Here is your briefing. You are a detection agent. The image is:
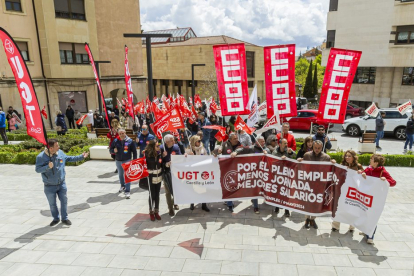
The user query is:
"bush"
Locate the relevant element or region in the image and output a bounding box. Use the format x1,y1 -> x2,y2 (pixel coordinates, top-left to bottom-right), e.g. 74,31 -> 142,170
0,152 -> 13,163
12,152 -> 38,165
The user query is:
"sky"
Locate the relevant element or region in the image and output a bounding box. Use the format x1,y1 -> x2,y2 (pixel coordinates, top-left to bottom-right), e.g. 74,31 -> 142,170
140,0 -> 329,54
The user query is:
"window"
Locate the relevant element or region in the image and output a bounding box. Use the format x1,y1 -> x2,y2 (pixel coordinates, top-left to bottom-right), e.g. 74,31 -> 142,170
5,0 -> 22,12
248,81 -> 254,88
395,25 -> 414,44
326,30 -> 336,48
353,67 -> 376,84
174,80 -> 183,86
59,42 -> 89,64
246,51 -> 255,78
402,67 -> 414,85
384,111 -> 407,119
58,91 -> 88,113
54,0 -> 86,20
329,0 -> 338,11
16,42 -> 29,61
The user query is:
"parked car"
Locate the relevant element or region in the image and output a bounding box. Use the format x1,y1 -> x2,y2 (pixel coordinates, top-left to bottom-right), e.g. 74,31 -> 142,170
286,109 -> 331,133
342,108 -> 411,139
296,97 -> 308,110
346,103 -> 364,119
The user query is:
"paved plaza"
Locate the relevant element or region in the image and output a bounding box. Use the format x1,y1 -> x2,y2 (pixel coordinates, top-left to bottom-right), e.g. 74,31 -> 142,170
0,159 -> 413,276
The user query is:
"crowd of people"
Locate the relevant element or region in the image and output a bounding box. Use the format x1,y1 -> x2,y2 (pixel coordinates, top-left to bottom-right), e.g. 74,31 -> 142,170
0,106 -> 22,144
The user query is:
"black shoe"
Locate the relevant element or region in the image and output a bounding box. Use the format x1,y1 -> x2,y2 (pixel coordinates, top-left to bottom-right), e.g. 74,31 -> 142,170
114,169 -> 118,173
376,146 -> 381,149
284,210 -> 290,217
228,206 -> 234,213
275,207 -> 280,214
61,219 -> 72,226
304,218 -> 310,229
50,220 -> 59,226
190,204 -> 195,210
311,219 -> 318,229
202,203 -> 210,212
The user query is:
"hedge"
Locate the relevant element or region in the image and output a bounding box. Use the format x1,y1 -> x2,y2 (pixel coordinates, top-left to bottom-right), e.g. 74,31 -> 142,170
6,127 -> 88,141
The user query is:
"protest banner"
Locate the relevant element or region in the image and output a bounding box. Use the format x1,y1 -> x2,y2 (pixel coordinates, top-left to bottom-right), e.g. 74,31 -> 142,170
396,100 -> 412,115
365,102 -> 379,117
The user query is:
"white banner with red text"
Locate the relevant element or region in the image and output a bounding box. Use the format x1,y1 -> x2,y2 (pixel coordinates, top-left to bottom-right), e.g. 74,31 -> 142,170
171,155 -> 388,236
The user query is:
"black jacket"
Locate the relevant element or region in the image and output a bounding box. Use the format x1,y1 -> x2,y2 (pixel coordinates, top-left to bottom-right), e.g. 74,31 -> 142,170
66,108 -> 74,119
110,136 -> 137,161
406,118 -> 414,135
297,143 -> 312,159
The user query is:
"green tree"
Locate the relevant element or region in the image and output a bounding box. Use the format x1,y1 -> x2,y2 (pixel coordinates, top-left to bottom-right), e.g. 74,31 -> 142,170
303,60 -> 313,98
312,62 -> 318,96
295,58 -> 310,89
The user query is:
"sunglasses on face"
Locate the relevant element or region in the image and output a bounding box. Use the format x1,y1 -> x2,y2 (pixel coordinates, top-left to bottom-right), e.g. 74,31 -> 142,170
318,129 -> 324,131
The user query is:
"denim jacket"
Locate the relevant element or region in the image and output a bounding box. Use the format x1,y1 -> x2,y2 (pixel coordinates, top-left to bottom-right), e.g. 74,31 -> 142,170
35,149 -> 84,185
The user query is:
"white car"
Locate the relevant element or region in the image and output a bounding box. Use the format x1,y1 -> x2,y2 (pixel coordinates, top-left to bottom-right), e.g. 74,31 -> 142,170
342,108 -> 412,140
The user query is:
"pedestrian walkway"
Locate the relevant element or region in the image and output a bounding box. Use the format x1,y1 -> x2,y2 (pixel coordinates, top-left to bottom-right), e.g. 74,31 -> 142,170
0,161 -> 413,275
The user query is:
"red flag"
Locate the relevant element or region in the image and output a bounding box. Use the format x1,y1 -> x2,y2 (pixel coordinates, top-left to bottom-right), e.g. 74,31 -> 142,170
134,102 -> 144,114
122,98 -> 127,106
121,157 -> 149,183
0,27 -> 47,145
163,100 -> 170,111
188,96 -> 193,106
188,106 -> 198,124
150,107 -> 185,139
170,129 -> 180,141
153,96 -> 160,105
85,43 -> 111,128
214,127 -> 228,142
161,94 -> 167,103
202,125 -> 225,131
145,97 -> 151,113
76,114 -> 88,125
264,44 -> 297,118
152,102 -> 164,120
41,106 -> 48,119
213,43 -> 250,116
124,46 -> 134,117
194,94 -> 202,109
317,48 -> 362,124
210,98 -> 218,115
234,115 -> 255,135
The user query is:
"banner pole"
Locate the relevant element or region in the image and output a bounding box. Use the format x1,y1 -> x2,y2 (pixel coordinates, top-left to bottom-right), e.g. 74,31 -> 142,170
147,177 -> 153,212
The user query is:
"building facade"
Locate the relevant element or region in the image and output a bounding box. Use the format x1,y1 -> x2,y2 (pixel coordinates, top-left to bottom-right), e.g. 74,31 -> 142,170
0,0 -> 145,129
142,29 -> 266,103
322,0 -> 414,108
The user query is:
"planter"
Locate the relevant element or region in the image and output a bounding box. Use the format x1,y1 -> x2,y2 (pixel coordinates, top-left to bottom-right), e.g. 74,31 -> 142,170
87,132 -> 96,139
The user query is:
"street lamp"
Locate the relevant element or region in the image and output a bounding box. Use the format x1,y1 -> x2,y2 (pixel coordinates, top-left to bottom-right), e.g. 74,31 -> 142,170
94,60 -> 111,114
298,84 -> 303,97
191,64 -> 205,99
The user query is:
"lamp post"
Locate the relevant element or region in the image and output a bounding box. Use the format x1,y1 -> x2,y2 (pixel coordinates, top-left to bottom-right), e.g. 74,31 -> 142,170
298,84 -> 303,97
124,33 -> 172,101
191,64 -> 205,99
94,60 -> 111,114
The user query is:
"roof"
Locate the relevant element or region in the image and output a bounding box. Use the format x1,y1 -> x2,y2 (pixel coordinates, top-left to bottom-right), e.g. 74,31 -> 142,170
142,27 -> 195,43
147,35 -> 258,48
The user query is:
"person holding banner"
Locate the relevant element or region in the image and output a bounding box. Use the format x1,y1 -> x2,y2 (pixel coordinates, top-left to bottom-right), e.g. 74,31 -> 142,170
332,150 -> 363,233
404,113 -> 414,153
110,128 -> 137,199
144,140 -> 163,221
361,154 -> 396,244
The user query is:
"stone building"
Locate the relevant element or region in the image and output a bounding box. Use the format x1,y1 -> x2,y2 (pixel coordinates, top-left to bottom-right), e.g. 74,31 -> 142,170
323,0 -> 414,108
0,0 -> 145,128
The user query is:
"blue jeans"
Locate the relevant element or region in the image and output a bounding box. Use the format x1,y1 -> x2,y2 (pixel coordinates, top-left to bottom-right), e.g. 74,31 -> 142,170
375,131 -> 384,147
366,226 -> 377,240
404,134 -> 414,150
251,199 -> 259,208
202,139 -> 210,154
44,183 -> 68,221
226,201 -> 234,207
116,160 -> 131,192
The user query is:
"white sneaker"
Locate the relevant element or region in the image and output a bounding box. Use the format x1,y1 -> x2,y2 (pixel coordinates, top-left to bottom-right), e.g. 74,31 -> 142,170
367,238 -> 374,244
125,192 -> 131,199
119,187 -> 125,193
403,149 -> 407,153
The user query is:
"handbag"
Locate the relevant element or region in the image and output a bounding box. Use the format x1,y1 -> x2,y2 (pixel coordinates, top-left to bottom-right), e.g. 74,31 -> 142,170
139,177 -> 149,190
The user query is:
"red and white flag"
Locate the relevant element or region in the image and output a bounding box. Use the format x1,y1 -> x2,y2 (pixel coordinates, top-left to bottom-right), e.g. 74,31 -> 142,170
153,96 -> 160,105
121,157 -> 149,183
215,128 -> 229,142
124,46 -> 134,117
213,43 -> 250,116
246,85 -> 258,127
134,101 -> 144,114
365,102 -> 379,118
194,94 -> 202,109
264,44 -> 297,118
209,98 -> 219,115
255,109 -> 281,135
234,115 -> 255,135
188,106 -> 198,124
0,27 -> 47,145
397,100 -> 412,115
317,48 -> 362,124
76,114 -> 88,125
258,101 -> 267,113
150,107 -> 185,139
188,96 -> 193,106
41,106 -> 48,119
152,102 -> 165,120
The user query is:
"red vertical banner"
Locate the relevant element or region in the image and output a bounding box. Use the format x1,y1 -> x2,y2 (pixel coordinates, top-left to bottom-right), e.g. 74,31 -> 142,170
124,46 -> 134,117
0,27 -> 47,145
85,43 -> 111,127
213,43 -> 250,116
264,44 -> 297,118
317,48 -> 362,124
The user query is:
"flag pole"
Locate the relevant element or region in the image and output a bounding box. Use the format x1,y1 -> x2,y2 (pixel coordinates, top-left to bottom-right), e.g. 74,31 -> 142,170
322,124 -> 331,152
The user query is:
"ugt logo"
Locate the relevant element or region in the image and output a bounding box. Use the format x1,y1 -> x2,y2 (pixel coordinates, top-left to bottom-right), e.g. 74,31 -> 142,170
177,171 -> 214,180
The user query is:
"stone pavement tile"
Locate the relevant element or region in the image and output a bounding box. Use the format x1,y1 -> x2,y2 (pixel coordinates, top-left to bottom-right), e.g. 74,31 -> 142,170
374,269 -> 412,276
36,251 -> 81,265
297,265 -> 336,276
334,267 -> 376,276
362,250 -> 399,257
64,236 -> 97,242
168,223 -> 200,233
108,255 -> 149,270
78,219 -> 115,229
225,244 -> 258,250
210,234 -> 243,245
277,252 -> 314,265
135,245 -> 173,257
72,253 -> 115,267
40,264 -> 87,276
80,267 -> 123,276
371,241 -> 412,252
258,245 -> 292,252
381,232 -> 414,242
33,240 -> 75,252
274,236 -> 308,247
169,246 -> 206,259
149,231 -> 181,242
326,248 -> 363,255
182,259 -> 221,274
398,251 -> 414,257
51,226 -> 91,237
2,263 -> 49,276
204,248 -> 242,261
347,255 -> 390,269
227,224 -> 259,236
145,257 -> 185,272
0,224 -> 34,234
101,243 -> 140,256
221,261 -> 259,275
312,253 -> 352,266
242,235 -> 276,246
122,269 -> 161,276
1,249 -> 46,263
67,241 -> 108,254
292,247 -> 328,253
241,249 -> 277,263
177,232 -> 212,243
385,256 -> 414,269
0,261 -> 14,273
259,263 -> 298,276
404,241 -> 414,251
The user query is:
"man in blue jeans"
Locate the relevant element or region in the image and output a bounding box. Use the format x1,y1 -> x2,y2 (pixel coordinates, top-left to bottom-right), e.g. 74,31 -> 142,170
375,111 -> 386,149
111,128 -> 137,199
35,138 -> 88,226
